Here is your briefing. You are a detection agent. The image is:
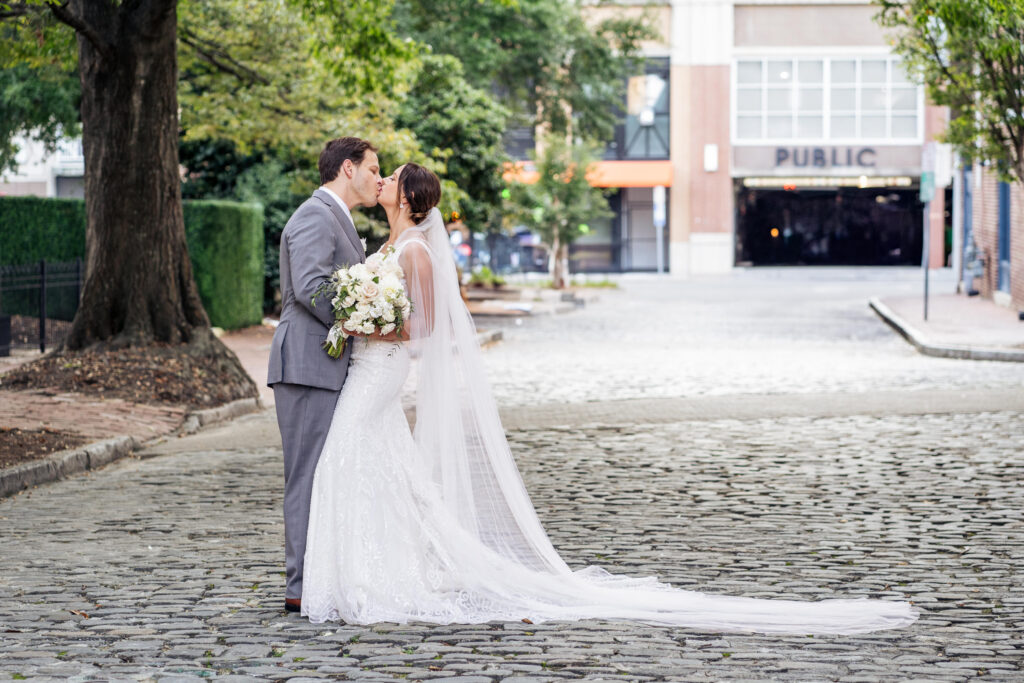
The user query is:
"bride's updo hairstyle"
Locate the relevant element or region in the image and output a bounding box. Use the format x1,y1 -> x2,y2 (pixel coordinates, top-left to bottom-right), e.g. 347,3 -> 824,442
399,163 -> 441,223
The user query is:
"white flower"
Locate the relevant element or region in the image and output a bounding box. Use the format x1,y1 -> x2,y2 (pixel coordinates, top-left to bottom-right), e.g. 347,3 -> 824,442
360,322 -> 375,334
379,274 -> 402,297
382,309 -> 396,323
381,260 -> 403,278
349,263 -> 370,281
341,295 -> 355,308
380,323 -> 396,335
365,252 -> 384,273
402,303 -> 411,318
355,302 -> 371,315
360,237 -> 368,252
358,281 -> 380,300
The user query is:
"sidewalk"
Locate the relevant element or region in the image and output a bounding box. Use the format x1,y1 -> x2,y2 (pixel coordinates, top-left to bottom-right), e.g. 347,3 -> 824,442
871,292 -> 1024,361
0,319 -> 504,498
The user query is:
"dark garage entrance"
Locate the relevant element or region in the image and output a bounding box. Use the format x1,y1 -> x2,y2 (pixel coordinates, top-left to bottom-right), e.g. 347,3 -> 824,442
735,185 -> 922,266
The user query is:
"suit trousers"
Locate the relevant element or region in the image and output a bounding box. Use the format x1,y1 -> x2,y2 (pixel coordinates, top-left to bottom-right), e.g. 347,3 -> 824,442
273,382 -> 341,600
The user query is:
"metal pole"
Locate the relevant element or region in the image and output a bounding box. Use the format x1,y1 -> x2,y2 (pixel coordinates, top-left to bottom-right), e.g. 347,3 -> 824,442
922,202 -> 930,321
39,259 -> 47,353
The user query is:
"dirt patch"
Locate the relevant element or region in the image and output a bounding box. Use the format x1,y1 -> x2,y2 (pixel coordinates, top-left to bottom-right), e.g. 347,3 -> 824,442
0,344 -> 257,408
0,427 -> 85,468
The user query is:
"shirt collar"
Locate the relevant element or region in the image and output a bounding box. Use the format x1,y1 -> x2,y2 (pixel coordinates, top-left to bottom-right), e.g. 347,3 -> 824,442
318,186 -> 353,225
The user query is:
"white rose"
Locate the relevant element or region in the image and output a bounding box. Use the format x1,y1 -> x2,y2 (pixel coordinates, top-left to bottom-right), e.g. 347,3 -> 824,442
349,263 -> 370,281
379,323 -> 396,335
355,302 -> 371,314
382,260 -> 403,278
358,281 -> 380,300
365,253 -> 384,273
379,274 -> 402,295
341,295 -> 355,308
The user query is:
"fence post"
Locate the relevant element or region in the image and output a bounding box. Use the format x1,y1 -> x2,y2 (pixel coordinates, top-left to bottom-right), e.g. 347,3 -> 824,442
39,259 -> 46,353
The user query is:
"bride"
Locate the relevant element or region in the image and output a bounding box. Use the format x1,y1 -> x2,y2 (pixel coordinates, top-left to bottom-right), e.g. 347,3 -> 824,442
301,163 -> 918,634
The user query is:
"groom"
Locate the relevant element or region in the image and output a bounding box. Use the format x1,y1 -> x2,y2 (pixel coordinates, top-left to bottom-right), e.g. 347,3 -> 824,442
267,137 -> 381,613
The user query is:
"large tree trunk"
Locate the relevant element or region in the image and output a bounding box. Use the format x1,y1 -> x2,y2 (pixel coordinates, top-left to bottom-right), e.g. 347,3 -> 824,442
52,0 -> 256,402
66,0 -> 209,349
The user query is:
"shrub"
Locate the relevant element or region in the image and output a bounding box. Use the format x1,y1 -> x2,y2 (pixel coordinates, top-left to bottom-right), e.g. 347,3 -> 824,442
0,196 -> 263,329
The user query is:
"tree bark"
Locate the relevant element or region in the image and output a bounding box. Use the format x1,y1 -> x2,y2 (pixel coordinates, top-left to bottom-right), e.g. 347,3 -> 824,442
65,0 -> 209,350
550,232 -> 565,289
51,0 -> 256,402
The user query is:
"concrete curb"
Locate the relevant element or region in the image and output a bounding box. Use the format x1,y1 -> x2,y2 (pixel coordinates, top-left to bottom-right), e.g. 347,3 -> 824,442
869,297 -> 1024,363
179,396 -> 263,435
0,435 -> 138,499
1,396 -> 265,499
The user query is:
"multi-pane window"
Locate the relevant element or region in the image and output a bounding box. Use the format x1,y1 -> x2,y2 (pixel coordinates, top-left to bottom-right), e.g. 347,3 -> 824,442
606,58 -> 670,160
735,57 -> 921,142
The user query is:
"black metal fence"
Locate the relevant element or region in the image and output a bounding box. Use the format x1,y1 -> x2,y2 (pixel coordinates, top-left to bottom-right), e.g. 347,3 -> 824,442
0,259 -> 83,354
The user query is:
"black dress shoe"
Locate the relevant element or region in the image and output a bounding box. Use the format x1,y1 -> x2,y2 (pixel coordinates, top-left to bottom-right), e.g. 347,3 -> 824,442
284,598 -> 301,613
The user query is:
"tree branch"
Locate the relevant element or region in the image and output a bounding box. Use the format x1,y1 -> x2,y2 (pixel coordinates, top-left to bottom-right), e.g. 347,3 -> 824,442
179,26 -> 272,86
47,1 -> 114,61
178,26 -> 314,125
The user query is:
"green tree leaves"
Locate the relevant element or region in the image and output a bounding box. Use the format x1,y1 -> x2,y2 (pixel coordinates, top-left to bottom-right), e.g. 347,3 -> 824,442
875,0 -> 1024,181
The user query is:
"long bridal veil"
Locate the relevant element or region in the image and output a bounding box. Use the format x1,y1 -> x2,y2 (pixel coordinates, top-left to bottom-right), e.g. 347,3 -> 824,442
392,209 -> 917,634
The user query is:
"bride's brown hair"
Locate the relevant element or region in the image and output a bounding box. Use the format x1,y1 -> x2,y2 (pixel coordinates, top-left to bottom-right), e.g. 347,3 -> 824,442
399,163 -> 441,223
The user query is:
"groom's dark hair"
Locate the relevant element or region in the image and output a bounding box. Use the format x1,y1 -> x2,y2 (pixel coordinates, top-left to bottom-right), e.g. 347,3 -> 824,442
319,137 -> 377,185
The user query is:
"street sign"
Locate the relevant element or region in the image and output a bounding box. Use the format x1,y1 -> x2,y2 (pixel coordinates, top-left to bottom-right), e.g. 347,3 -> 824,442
652,185 -> 667,274
652,185 -> 666,228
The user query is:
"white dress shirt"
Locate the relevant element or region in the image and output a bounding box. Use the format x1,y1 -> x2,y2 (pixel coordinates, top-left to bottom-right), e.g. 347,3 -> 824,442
318,186 -> 354,228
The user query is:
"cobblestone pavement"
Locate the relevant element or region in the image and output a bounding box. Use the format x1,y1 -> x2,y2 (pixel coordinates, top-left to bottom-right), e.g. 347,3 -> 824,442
2,269 -> 1023,681
484,268 -> 1024,406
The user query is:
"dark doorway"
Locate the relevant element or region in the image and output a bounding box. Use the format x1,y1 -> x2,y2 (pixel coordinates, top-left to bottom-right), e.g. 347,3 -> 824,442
735,185 -> 922,266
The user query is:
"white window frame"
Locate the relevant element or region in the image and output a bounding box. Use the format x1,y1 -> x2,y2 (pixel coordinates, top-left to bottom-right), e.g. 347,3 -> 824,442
730,49 -> 925,147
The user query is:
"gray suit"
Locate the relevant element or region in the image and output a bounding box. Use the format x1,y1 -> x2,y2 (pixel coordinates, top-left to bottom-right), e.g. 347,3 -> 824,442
268,189 -> 365,600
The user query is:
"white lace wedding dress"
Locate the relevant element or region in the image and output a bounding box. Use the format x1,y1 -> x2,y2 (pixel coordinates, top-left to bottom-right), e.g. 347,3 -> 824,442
301,210 -> 918,634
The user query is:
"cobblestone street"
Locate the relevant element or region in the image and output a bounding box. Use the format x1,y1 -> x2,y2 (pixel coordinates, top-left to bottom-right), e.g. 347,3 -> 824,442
2,269 -> 1023,681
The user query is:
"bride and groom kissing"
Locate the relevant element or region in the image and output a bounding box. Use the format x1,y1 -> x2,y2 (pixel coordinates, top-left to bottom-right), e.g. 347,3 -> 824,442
266,136 -> 918,633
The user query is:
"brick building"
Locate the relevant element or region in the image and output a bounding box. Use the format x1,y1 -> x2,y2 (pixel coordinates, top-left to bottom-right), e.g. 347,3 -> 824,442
504,0 -> 952,275
962,165 -> 1024,311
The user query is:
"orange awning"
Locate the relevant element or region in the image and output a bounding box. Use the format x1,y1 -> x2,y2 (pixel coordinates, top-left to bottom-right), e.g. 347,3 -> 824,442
587,160 -> 673,188
503,160 -> 672,188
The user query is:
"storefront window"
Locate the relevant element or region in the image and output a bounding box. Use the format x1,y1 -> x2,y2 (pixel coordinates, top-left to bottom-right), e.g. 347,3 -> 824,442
606,58 -> 670,160
735,56 -> 921,142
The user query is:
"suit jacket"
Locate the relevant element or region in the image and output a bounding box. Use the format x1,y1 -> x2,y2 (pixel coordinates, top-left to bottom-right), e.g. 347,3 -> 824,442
267,189 -> 366,390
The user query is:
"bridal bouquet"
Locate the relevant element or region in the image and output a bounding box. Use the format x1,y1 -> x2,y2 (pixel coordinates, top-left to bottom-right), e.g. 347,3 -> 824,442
314,247 -> 411,358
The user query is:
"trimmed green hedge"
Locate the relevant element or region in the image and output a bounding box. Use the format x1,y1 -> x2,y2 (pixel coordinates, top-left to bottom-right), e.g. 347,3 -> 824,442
0,196 -> 86,265
183,200 -> 264,330
0,196 -> 264,330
